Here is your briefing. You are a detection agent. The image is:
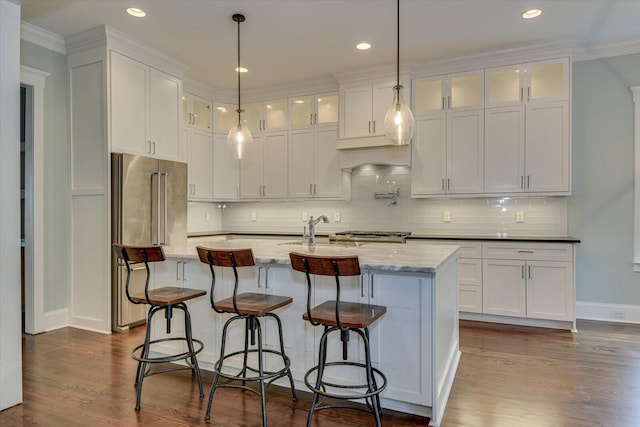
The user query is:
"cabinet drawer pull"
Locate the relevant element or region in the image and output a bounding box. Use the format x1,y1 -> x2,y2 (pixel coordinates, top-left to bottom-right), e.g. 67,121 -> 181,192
442,179 -> 445,191
447,96 -> 451,110
442,97 -> 445,110
520,87 -> 524,102
314,113 -> 318,125
176,261 -> 182,280
368,121 -> 371,134
310,114 -> 313,125
528,265 -> 531,279
520,175 -> 524,189
517,250 -> 534,253
310,184 -> 313,195
521,265 -> 524,279
527,87 -> 531,102
182,261 -> 187,281
265,267 -> 269,288
447,178 -> 450,191
257,266 -> 262,288
313,184 -> 317,195
527,175 -> 530,189
373,121 -> 376,133
360,274 -> 365,298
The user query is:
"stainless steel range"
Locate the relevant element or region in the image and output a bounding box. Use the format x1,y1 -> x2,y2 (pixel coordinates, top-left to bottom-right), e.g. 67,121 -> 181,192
329,231 -> 411,244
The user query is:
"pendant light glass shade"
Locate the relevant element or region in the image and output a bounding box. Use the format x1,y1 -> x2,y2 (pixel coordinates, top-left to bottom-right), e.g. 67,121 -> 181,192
385,0 -> 415,145
228,13 -> 252,160
384,84 -> 414,145
227,118 -> 252,160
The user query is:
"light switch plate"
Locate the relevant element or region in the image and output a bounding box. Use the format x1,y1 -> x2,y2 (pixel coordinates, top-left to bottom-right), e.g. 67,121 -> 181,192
334,212 -> 341,222
443,211 -> 451,222
205,212 -> 211,222
302,212 -> 308,221
251,212 -> 257,221
516,211 -> 525,222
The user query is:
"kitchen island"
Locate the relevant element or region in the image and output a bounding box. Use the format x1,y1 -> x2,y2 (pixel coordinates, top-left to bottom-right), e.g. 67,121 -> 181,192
156,237 -> 460,426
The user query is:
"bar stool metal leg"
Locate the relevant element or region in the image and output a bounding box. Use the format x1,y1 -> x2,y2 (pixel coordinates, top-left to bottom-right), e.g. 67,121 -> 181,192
180,303 -> 204,398
267,312 -> 298,402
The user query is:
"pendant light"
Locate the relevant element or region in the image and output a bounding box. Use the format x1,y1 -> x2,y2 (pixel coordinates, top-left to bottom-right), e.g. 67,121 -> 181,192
228,13 -> 252,159
383,0 -> 414,145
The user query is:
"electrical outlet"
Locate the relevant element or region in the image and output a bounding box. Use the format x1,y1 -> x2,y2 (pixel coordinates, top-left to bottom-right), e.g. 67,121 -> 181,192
205,212 -> 211,222
516,211 -> 525,223
302,212 -> 308,221
611,309 -> 626,319
334,212 -> 341,222
443,211 -> 451,222
251,212 -> 257,222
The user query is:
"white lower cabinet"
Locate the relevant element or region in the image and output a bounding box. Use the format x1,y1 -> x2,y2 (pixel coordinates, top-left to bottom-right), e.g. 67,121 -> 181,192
482,242 -> 574,323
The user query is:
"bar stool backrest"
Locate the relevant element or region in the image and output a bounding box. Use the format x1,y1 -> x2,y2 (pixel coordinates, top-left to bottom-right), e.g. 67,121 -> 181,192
112,244 -> 165,306
196,246 -> 255,314
289,252 -> 360,328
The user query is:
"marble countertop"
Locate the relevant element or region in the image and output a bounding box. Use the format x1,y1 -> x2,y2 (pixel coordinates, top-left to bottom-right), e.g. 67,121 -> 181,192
167,237 -> 459,274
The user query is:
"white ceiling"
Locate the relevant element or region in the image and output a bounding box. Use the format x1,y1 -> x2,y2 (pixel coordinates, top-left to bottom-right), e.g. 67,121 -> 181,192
20,0 -> 640,90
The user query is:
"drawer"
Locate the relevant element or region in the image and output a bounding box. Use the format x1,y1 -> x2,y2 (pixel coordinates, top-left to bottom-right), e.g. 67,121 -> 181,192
459,284 -> 482,313
482,242 -> 573,262
459,257 -> 482,286
428,240 -> 482,259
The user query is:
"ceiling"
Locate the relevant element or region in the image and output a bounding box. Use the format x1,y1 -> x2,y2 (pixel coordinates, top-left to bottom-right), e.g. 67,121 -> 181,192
20,0 -> 640,91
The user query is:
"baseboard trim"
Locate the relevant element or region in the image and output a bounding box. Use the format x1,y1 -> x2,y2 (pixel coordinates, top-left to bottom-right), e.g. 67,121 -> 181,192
576,301 -> 640,324
42,308 -> 69,332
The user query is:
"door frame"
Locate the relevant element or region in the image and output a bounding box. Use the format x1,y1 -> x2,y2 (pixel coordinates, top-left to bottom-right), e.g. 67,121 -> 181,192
21,65 -> 48,334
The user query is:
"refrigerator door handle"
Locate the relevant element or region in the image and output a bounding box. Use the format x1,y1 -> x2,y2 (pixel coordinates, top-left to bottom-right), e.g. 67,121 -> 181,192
160,172 -> 168,245
151,171 -> 159,245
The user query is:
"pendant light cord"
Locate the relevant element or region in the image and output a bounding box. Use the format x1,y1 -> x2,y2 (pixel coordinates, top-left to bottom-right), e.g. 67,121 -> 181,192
237,17 -> 242,122
396,0 -> 400,88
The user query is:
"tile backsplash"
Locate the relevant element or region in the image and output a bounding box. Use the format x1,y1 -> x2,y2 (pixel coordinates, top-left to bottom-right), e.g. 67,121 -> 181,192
189,165 -> 567,237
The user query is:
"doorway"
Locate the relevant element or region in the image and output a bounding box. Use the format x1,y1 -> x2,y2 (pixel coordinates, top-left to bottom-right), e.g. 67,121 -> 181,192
21,65 -> 47,334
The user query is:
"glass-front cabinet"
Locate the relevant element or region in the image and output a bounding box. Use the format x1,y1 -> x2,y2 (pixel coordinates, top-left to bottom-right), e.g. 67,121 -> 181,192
485,58 -> 569,107
289,93 -> 338,128
213,103 -> 236,133
243,100 -> 287,132
182,93 -> 212,131
413,70 -> 484,115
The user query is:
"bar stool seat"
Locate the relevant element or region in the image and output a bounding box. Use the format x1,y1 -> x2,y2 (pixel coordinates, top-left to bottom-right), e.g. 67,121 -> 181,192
290,252 -> 388,427
112,244 -> 205,411
214,292 -> 293,315
196,246 -> 297,426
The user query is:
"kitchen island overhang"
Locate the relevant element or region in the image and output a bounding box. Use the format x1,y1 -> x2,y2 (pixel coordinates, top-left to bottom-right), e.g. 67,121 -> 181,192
160,238 -> 460,427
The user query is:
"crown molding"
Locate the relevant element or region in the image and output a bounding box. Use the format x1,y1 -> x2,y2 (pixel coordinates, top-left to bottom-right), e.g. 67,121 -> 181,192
66,25 -> 189,78
573,38 -> 640,62
244,75 -> 338,103
333,61 -> 414,85
412,38 -> 576,79
20,21 -> 66,54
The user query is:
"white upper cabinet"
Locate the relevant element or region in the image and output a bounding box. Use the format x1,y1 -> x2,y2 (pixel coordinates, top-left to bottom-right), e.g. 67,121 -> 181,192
484,58 -> 570,194
110,51 -> 183,161
412,70 -> 485,196
340,78 -> 401,138
212,133 -> 239,200
243,99 -> 287,132
183,93 -> 212,132
289,125 -> 345,199
289,93 -> 338,129
239,131 -> 288,199
485,58 -> 569,107
413,69 -> 484,115
186,127 -> 214,201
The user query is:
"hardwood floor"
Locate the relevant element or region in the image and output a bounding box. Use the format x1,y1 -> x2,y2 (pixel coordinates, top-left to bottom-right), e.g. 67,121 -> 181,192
1,320 -> 639,426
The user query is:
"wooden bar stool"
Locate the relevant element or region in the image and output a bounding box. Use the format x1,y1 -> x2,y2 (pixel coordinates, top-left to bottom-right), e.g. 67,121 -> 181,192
196,246 -> 297,426
112,244 -> 206,410
289,252 -> 388,427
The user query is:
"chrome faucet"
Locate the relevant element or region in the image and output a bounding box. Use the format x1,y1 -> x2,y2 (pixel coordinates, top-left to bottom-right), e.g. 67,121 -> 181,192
308,215 -> 329,245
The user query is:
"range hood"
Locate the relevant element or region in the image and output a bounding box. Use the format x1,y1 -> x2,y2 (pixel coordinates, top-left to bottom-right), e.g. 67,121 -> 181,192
336,135 -> 411,169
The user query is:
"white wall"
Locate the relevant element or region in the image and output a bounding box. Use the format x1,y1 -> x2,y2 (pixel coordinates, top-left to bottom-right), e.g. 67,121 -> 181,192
188,165 -> 568,237
0,0 -> 23,411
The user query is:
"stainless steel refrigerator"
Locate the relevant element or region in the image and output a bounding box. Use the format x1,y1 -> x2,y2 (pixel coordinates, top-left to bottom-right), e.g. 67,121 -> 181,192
111,153 -> 188,332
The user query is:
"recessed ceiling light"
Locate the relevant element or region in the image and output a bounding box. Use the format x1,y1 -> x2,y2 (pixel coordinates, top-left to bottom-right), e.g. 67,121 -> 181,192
521,9 -> 542,19
356,42 -> 372,50
293,100 -> 305,104
235,67 -> 248,73
216,106 -> 227,112
126,7 -> 146,18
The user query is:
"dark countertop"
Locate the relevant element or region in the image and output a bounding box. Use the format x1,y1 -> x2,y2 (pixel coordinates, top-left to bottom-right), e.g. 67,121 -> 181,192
188,231 -> 580,244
